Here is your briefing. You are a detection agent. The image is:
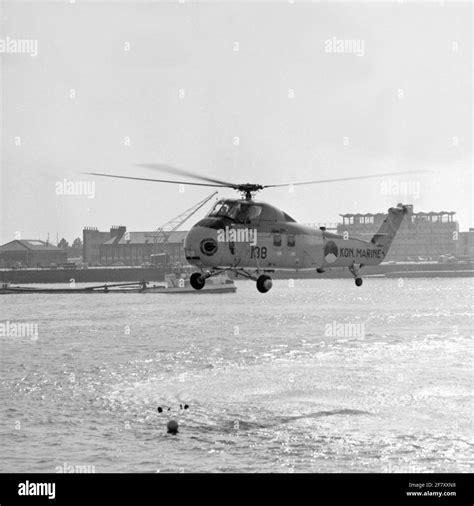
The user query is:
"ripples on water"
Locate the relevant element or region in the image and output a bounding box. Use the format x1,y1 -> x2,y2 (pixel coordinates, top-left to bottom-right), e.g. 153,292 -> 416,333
0,278 -> 472,472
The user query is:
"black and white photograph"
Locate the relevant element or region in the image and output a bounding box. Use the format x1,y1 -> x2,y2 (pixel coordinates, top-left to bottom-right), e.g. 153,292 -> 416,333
0,0 -> 472,504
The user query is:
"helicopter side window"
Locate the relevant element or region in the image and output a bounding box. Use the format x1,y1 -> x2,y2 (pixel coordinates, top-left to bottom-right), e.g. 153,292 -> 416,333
227,203 -> 241,220
239,205 -> 262,224
273,233 -> 282,247
287,234 -> 295,247
247,205 -> 262,221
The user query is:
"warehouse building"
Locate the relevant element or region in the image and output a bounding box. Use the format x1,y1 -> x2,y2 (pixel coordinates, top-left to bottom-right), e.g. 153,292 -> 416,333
83,226 -> 188,266
0,240 -> 67,268
99,230 -> 187,266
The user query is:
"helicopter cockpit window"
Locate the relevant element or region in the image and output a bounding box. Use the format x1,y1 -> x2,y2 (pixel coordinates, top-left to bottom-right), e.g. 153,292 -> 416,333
208,202 -> 262,223
208,202 -> 224,216
208,202 -> 241,220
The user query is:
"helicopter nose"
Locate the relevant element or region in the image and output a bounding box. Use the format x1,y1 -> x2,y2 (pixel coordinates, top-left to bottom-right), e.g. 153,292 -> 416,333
184,226 -> 218,264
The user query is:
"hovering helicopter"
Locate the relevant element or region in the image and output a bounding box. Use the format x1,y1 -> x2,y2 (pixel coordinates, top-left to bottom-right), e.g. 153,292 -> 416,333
87,164 -> 422,293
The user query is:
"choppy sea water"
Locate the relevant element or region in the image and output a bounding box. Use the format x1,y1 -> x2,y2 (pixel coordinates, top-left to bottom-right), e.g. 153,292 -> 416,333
0,278 -> 472,473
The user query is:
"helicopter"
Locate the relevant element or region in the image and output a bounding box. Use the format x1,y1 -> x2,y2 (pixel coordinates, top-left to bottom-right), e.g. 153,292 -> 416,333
86,164 -> 423,293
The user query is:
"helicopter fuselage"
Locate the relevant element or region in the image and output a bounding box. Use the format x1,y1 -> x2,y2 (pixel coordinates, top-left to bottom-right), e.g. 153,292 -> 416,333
184,199 -> 399,272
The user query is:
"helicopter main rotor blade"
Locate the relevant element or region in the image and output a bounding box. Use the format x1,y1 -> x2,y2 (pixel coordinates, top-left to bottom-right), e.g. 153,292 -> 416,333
263,169 -> 433,188
84,172 -> 228,188
86,167 -> 434,197
136,163 -> 239,189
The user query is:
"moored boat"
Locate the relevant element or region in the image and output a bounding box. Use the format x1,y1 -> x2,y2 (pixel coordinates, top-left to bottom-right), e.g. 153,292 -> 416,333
0,273 -> 236,294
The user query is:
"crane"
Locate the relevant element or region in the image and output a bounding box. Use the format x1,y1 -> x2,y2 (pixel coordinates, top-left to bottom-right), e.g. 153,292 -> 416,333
145,192 -> 218,262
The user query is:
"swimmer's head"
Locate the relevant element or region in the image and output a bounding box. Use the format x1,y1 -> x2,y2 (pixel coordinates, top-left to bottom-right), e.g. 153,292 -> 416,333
167,420 -> 179,434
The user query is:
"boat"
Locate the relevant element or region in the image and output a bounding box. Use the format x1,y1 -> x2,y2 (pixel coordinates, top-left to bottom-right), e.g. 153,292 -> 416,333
0,273 -> 237,294
155,273 -> 237,293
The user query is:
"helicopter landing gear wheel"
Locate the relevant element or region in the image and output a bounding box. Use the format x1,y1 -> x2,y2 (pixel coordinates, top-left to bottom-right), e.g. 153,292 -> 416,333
190,272 -> 205,290
256,274 -> 273,293
349,262 -> 363,288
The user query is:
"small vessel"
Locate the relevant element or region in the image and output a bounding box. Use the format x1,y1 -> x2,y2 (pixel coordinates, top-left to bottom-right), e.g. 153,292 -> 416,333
0,273 -> 236,294
151,273 -> 237,294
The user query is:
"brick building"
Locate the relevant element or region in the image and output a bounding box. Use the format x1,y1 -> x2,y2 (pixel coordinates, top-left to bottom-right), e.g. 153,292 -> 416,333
83,226 -> 188,266
82,226 -> 125,265
99,230 -> 187,266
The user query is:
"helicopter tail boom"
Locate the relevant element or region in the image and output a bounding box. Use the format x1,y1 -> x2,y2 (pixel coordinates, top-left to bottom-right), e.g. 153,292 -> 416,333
370,203 -> 409,257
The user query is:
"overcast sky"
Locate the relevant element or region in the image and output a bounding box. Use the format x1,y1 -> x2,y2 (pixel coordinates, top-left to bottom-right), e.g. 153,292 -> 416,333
0,1 -> 472,244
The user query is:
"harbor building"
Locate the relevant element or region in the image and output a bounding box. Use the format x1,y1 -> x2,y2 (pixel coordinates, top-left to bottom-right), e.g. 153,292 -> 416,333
82,226 -> 126,265
0,240 -> 67,268
99,230 -> 187,266
457,229 -> 474,259
336,205 -> 459,261
82,226 -> 187,266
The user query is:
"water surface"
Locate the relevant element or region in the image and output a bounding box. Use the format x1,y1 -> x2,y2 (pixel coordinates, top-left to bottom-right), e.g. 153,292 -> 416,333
1,278 -> 472,473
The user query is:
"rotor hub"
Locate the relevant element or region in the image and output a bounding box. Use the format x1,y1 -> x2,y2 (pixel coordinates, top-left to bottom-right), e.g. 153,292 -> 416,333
236,184 -> 264,200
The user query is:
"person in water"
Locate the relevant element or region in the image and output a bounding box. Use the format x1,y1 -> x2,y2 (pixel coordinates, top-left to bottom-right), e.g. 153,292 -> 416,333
157,405 -> 188,434
157,404 -> 188,413
167,420 -> 179,434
